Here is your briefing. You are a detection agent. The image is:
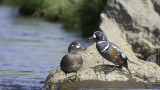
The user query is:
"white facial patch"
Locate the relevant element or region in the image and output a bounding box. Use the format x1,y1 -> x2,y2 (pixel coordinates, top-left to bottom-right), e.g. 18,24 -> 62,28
71,45 -> 74,47
93,33 -> 96,38
76,44 -> 80,49
99,34 -> 101,36
101,43 -> 109,52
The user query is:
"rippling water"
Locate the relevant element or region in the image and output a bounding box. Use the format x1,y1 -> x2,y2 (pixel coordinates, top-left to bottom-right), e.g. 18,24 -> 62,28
0,6 -> 90,89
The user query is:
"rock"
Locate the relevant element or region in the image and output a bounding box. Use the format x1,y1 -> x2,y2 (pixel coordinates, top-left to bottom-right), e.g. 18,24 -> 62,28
60,80 -> 152,89
151,0 -> 160,15
44,0 -> 160,89
99,0 -> 160,84
44,44 -> 160,89
146,49 -> 160,66
101,0 -> 160,59
146,54 -> 157,63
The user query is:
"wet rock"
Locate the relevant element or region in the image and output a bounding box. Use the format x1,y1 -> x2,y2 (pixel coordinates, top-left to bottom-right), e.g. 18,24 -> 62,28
60,80 -> 152,90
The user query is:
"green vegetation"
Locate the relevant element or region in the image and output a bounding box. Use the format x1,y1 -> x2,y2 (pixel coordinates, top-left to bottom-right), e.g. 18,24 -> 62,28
0,0 -> 12,5
63,0 -> 108,36
16,0 -> 70,21
143,51 -> 157,60
12,0 -> 108,37
132,43 -> 157,60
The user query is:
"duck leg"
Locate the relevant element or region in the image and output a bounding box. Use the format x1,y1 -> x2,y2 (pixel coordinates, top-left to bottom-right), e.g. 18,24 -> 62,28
108,64 -> 117,73
64,73 -> 67,82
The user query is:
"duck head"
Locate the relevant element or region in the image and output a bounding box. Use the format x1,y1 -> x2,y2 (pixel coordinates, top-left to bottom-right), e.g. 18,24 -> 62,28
68,41 -> 83,53
89,31 -> 107,41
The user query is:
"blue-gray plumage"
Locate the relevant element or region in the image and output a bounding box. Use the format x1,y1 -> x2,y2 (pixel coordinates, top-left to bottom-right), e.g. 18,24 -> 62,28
91,31 -> 131,73
60,41 -> 83,75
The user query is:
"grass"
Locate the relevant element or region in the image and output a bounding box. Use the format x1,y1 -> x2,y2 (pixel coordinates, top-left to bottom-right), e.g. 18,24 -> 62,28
11,0 -> 108,37
0,0 -> 13,5
13,0 -> 79,20
17,0 -> 46,16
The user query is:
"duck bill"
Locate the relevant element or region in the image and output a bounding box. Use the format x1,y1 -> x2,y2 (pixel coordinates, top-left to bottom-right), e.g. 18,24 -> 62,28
89,36 -> 94,40
80,45 -> 85,50
77,45 -> 85,51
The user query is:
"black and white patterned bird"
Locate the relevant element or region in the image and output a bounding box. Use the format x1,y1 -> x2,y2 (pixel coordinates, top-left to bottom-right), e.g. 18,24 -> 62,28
60,41 -> 83,75
90,31 -> 131,73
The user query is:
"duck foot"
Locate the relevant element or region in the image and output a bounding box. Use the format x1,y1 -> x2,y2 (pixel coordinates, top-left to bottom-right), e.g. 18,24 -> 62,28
65,74 -> 81,83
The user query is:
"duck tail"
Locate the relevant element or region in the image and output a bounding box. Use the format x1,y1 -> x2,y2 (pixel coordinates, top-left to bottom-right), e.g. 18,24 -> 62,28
123,59 -> 131,74
126,57 -> 138,65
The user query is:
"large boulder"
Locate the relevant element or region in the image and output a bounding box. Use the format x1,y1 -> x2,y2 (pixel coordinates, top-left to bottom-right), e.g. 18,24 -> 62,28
101,0 -> 160,59
43,43 -> 160,89
43,0 -> 160,89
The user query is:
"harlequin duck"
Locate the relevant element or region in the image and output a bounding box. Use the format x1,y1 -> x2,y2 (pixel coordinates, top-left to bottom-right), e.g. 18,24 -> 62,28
90,31 -> 131,73
60,41 -> 83,75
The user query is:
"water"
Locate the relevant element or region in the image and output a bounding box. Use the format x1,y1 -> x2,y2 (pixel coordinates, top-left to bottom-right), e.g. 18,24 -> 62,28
0,6 -> 90,89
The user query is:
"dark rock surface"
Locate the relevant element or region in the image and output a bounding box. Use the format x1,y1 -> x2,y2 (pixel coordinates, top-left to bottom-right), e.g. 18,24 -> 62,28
60,80 -> 152,90
146,49 -> 160,66
151,0 -> 160,16
146,54 -> 157,63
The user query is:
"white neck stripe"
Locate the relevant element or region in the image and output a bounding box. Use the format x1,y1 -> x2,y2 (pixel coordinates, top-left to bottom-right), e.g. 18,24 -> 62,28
97,41 -> 106,44
101,43 -> 109,52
